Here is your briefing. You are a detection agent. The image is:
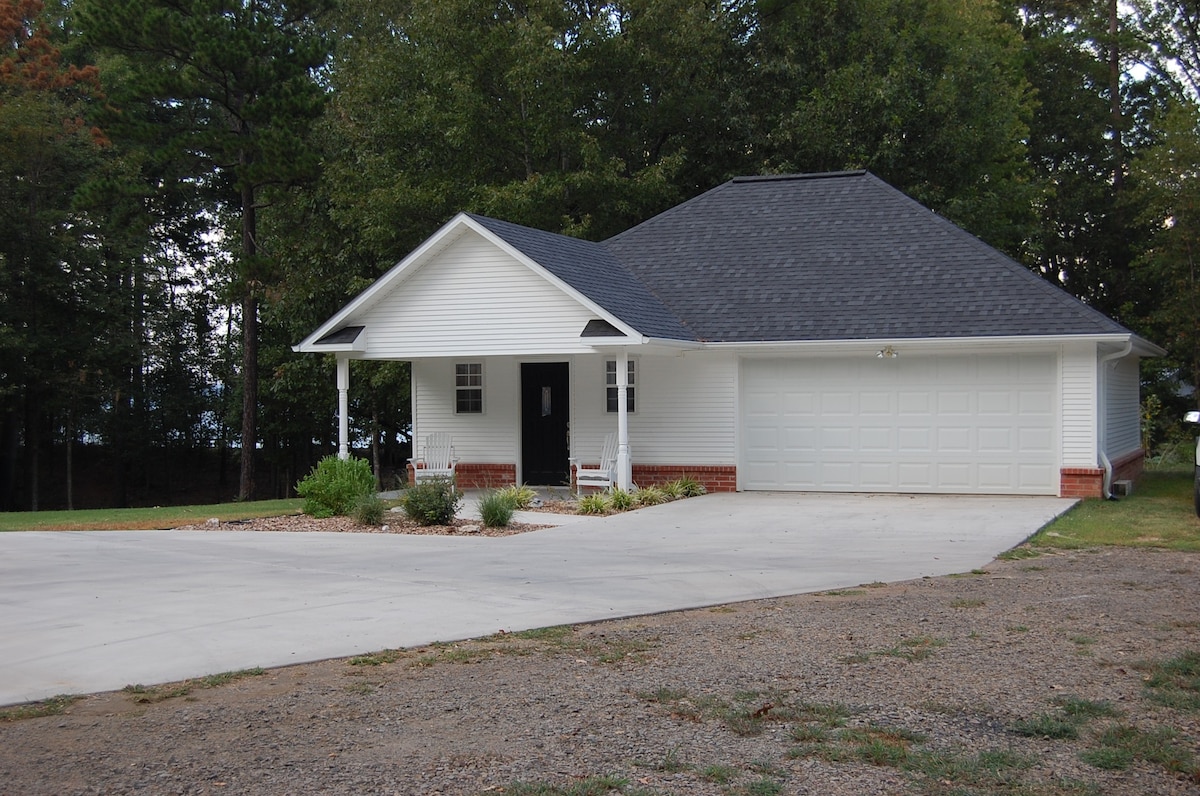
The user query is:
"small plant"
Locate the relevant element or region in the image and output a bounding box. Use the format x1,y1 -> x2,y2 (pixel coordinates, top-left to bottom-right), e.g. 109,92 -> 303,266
634,485 -> 667,505
400,477 -> 462,525
659,479 -> 686,499
1140,649 -> 1200,710
479,489 -> 517,528
0,694 -> 83,722
496,484 -> 537,509
1086,724 -> 1195,773
607,487 -> 636,511
352,493 -> 385,526
295,455 -> 376,518
674,475 -> 707,497
577,493 -> 610,514
1011,711 -> 1080,739
699,764 -> 737,784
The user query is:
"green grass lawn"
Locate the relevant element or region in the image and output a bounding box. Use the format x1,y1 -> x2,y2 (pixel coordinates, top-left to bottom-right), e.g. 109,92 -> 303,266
0,499 -> 304,531
1031,469 -> 1200,552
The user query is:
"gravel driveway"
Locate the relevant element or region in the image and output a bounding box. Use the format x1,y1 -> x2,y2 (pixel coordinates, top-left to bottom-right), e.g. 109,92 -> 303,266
2,546 -> 1197,795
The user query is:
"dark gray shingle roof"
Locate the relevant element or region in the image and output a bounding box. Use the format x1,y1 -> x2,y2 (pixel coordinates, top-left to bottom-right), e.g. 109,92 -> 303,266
473,172 -> 1131,343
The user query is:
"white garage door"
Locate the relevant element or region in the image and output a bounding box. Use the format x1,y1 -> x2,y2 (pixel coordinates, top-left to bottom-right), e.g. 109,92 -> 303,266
741,354 -> 1058,494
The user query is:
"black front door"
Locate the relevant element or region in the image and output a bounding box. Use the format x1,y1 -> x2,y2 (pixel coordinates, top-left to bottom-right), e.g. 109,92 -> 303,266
521,362 -> 570,485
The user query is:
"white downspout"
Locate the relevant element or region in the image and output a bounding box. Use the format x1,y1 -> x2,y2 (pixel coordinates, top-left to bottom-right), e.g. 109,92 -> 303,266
337,356 -> 350,460
616,349 -> 632,490
1097,340 -> 1133,498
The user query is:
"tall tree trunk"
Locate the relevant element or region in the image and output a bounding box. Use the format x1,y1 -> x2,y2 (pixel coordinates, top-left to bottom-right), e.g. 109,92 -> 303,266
1108,0 -> 1124,191
238,181 -> 258,502
66,408 -> 74,511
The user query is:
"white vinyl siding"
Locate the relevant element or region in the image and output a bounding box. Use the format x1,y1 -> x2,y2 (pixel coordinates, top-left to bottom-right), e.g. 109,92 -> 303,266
1104,355 -> 1141,459
412,358 -> 518,463
1060,342 -> 1098,468
574,352 -> 737,465
358,231 -> 602,358
741,353 -> 1058,494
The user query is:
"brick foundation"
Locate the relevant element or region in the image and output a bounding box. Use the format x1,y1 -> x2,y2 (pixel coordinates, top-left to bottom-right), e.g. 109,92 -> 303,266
568,463 -> 738,494
1059,449 -> 1146,499
408,462 -> 517,489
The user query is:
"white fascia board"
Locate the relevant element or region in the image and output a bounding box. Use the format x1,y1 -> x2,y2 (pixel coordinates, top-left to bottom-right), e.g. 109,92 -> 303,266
458,215 -> 646,341
707,333 -> 1158,357
583,336 -> 701,353
293,214 -> 476,353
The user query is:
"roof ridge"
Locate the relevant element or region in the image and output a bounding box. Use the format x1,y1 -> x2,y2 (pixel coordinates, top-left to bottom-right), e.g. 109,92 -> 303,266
730,170 -> 867,183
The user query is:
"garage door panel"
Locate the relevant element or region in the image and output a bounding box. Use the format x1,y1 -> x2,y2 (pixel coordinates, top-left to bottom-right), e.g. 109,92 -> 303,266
938,392 -> 971,414
859,427 -> 892,451
898,427 -> 932,452
742,355 -> 1057,495
937,427 -> 972,451
899,392 -> 930,414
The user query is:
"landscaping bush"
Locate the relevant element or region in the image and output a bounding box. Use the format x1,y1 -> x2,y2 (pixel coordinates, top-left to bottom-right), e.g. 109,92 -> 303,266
479,490 -> 517,528
495,484 -> 537,510
577,493 -> 610,514
401,477 -> 463,525
674,476 -> 707,497
352,493 -> 385,526
635,485 -> 667,506
295,455 -> 376,518
660,480 -> 685,500
608,487 -> 636,511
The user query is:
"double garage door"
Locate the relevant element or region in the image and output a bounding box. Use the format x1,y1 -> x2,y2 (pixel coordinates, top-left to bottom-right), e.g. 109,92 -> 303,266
741,354 -> 1058,495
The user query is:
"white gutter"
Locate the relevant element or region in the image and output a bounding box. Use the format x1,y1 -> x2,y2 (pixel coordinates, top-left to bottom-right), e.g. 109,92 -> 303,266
1098,339 -> 1134,499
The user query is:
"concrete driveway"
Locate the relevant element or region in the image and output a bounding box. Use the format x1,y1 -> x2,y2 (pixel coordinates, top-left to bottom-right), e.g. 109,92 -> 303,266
0,492 -> 1073,706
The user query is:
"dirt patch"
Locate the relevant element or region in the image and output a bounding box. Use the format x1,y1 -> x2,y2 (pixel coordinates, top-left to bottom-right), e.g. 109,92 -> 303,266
1,547 -> 1198,795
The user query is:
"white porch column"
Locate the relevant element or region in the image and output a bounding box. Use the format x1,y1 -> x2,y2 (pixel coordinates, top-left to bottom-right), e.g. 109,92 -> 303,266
336,356 -> 350,460
616,349 -> 632,490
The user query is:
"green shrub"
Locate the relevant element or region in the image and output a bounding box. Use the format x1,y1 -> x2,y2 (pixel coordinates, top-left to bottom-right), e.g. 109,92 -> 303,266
479,490 -> 517,528
352,493 -> 385,526
495,484 -> 537,509
295,455 -> 376,518
660,480 -> 685,499
635,485 -> 668,505
401,477 -> 463,525
675,476 -> 707,497
608,487 -> 636,511
578,493 -> 610,514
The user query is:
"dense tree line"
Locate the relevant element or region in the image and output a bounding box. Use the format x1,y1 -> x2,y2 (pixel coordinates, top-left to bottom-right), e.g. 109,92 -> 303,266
2,0 -> 1198,510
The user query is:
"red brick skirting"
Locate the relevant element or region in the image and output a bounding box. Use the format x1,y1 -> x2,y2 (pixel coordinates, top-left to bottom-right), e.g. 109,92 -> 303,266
568,463 -> 738,494
1059,449 -> 1146,499
407,463 -> 517,489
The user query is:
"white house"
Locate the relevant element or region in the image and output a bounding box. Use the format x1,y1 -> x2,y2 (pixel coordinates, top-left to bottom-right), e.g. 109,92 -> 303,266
295,171 -> 1162,498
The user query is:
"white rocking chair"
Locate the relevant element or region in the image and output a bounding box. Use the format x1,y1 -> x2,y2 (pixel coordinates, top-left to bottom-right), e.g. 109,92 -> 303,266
570,432 -> 618,495
409,433 -> 459,483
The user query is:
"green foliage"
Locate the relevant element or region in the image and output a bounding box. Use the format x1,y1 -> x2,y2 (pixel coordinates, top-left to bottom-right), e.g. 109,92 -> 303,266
1087,724 -> 1195,774
1140,649 -> 1200,710
671,476 -> 706,497
658,480 -> 685,500
351,493 -> 385,526
607,487 -> 636,511
577,493 -> 611,515
400,477 -> 463,526
295,456 -> 376,518
1032,470 -> 1200,551
1011,712 -> 1080,740
479,490 -> 517,528
634,486 -> 667,506
495,484 -> 537,510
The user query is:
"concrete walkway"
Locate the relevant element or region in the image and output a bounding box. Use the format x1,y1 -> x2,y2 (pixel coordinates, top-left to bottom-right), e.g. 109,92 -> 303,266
0,492 -> 1074,706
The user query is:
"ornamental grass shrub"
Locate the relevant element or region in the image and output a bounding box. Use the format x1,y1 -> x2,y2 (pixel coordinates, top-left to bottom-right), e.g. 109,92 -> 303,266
479,489 -> 517,528
295,455 -> 376,518
352,493 -> 386,526
495,484 -> 537,510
